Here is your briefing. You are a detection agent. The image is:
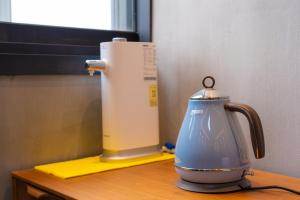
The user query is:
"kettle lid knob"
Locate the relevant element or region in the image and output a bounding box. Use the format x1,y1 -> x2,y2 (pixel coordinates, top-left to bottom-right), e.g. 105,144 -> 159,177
202,76 -> 215,89
190,76 -> 229,100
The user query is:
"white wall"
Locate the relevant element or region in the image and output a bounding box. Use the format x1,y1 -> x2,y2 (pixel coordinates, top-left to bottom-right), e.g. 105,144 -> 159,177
153,0 -> 300,177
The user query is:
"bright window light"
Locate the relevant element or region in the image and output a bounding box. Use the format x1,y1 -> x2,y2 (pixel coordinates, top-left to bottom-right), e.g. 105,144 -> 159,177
11,0 -> 111,30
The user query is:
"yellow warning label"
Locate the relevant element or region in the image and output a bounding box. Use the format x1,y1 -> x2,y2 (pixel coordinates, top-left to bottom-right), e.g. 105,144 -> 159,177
149,85 -> 158,107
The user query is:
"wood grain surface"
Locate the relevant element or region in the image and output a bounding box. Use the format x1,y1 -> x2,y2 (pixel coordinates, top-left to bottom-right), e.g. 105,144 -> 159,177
12,160 -> 300,200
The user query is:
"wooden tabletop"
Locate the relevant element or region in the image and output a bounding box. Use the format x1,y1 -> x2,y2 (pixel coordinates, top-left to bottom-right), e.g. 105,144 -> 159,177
12,160 -> 300,200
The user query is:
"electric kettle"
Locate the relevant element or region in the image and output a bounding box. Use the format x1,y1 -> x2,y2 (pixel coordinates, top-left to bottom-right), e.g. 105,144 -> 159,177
175,76 -> 265,193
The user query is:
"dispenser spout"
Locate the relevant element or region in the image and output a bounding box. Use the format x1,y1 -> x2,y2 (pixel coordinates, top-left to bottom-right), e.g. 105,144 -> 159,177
85,60 -> 107,76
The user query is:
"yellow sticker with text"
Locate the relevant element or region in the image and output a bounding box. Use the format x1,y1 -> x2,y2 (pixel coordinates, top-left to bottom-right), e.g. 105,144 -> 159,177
149,85 -> 158,107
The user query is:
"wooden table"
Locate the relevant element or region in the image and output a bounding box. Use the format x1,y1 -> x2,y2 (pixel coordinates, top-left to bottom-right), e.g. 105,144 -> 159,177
12,160 -> 300,200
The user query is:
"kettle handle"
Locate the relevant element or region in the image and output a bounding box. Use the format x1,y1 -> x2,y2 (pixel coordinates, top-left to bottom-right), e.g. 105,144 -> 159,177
224,102 -> 265,159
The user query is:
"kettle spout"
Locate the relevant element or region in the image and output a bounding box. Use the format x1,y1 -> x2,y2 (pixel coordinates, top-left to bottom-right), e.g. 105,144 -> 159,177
85,60 -> 107,76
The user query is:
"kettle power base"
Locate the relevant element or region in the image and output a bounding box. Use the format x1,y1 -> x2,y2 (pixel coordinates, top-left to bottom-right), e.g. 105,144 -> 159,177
177,178 -> 251,193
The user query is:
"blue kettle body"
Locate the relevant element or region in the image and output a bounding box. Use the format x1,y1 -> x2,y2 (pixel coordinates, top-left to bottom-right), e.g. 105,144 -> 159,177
175,76 -> 265,184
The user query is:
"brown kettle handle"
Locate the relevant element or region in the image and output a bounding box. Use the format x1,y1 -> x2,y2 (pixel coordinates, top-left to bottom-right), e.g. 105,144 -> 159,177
225,102 -> 265,159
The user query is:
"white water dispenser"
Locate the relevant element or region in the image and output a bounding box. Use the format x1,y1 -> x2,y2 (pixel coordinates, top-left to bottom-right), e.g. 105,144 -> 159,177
85,38 -> 160,160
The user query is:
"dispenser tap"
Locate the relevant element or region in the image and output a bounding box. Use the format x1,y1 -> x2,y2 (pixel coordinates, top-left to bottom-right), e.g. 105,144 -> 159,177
85,60 -> 107,76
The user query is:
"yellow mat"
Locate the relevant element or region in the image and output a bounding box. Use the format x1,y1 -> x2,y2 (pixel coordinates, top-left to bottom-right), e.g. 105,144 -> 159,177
35,153 -> 175,179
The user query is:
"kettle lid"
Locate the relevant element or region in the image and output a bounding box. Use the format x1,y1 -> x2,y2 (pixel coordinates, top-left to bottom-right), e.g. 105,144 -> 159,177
190,76 -> 228,100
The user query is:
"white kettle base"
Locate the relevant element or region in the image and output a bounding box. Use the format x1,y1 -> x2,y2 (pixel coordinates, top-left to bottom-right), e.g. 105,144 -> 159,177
177,178 -> 251,193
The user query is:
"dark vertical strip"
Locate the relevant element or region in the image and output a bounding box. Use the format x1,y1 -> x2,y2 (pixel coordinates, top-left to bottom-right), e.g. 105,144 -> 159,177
111,0 -> 119,30
136,0 -> 152,42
